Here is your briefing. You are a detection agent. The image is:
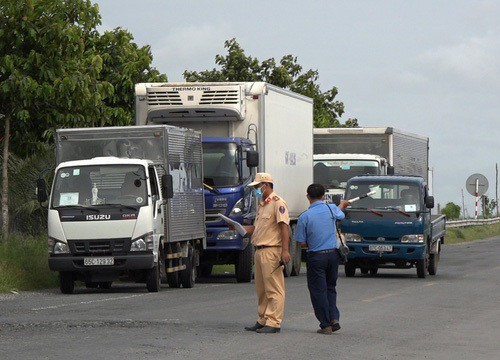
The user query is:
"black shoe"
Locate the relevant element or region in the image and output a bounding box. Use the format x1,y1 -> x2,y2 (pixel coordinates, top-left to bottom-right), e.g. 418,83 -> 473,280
256,326 -> 280,334
331,322 -> 341,332
244,322 -> 265,331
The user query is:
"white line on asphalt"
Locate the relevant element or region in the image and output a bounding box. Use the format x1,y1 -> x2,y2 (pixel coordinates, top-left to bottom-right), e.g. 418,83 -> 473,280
362,292 -> 400,303
31,294 -> 146,311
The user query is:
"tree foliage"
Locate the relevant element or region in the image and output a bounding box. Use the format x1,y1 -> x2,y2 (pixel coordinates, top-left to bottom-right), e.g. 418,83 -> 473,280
441,202 -> 461,220
481,195 -> 497,218
184,38 -> 358,128
0,0 -> 166,239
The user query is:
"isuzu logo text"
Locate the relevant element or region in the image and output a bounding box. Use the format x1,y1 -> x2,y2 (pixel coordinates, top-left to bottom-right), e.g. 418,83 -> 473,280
86,214 -> 111,221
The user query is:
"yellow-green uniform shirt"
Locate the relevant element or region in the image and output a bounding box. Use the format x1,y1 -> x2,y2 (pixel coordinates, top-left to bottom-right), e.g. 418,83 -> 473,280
251,191 -> 290,247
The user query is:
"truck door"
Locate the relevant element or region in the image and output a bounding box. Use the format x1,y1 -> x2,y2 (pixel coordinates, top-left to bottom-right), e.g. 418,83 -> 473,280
148,166 -> 163,235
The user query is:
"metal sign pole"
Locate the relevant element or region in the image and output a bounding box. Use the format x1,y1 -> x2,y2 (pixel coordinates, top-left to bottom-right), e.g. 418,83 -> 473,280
475,178 -> 479,219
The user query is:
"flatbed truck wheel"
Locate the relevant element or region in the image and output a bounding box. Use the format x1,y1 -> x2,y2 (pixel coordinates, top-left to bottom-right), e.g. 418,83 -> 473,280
345,262 -> 356,277
416,259 -> 426,278
146,263 -> 161,292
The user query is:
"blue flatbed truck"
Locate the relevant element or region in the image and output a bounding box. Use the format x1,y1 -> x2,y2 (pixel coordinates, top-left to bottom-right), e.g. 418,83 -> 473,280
340,175 -> 446,278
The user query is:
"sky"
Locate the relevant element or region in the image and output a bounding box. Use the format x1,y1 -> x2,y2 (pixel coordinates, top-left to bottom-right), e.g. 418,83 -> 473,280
94,0 -> 499,217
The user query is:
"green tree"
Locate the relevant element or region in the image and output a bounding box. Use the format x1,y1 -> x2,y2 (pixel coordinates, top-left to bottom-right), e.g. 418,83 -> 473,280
481,195 -> 497,218
0,0 -> 166,240
441,202 -> 461,220
183,38 -> 358,129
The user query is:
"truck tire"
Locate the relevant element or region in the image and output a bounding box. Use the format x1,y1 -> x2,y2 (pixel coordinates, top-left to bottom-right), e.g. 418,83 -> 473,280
146,263 -> 161,292
369,267 -> 378,276
60,272 -> 74,294
345,262 -> 356,277
428,242 -> 439,276
360,267 -> 369,275
416,259 -> 426,278
180,245 -> 196,288
98,281 -> 112,289
235,243 -> 253,283
290,224 -> 302,276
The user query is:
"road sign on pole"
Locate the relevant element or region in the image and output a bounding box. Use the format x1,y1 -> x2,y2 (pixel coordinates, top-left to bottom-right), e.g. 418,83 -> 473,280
466,174 -> 489,219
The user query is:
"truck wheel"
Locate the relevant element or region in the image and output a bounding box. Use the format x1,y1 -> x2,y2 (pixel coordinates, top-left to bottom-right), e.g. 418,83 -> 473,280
369,267 -> 378,275
180,245 -> 196,288
146,263 -> 161,292
428,251 -> 439,276
159,243 -> 167,283
235,243 -> 253,283
416,259 -> 426,278
85,281 -> 99,289
60,272 -> 74,294
360,267 -> 369,275
345,262 -> 356,277
290,224 -> 302,276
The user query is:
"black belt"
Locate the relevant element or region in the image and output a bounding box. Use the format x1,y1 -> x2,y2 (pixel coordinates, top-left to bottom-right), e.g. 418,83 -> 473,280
254,245 -> 281,250
310,249 -> 336,254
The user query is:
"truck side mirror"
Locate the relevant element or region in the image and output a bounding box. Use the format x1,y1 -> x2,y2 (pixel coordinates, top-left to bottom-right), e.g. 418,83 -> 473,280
36,178 -> 48,203
425,195 -> 435,209
161,174 -> 174,199
387,165 -> 395,175
246,150 -> 259,168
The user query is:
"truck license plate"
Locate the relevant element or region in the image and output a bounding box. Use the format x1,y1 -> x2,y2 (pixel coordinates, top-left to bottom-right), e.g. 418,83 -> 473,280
369,245 -> 393,252
84,257 -> 114,266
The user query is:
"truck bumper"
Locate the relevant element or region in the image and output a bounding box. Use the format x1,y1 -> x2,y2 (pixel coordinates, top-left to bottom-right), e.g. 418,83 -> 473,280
48,253 -> 154,272
347,243 -> 426,261
205,226 -> 248,251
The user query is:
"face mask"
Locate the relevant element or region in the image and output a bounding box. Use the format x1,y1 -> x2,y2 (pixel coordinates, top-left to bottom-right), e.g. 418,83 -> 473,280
253,187 -> 263,199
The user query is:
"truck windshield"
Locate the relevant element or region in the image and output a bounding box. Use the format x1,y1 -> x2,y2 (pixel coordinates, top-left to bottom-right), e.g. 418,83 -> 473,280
345,182 -> 421,212
314,160 -> 380,190
51,165 -> 148,208
203,143 -> 240,187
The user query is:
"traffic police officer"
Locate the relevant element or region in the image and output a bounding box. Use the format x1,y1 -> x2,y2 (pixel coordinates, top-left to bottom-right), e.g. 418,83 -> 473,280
242,173 -> 290,334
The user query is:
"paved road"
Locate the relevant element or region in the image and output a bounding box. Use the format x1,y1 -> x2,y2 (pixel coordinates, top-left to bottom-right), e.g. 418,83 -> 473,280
1,237 -> 499,360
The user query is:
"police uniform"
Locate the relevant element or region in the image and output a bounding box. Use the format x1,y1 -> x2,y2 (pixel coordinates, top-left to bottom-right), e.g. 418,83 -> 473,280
252,191 -> 290,329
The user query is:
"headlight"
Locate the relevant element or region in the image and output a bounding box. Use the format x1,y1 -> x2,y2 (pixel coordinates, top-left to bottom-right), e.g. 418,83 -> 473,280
229,198 -> 244,217
344,233 -> 362,242
48,238 -> 70,254
217,230 -> 239,240
130,234 -> 154,251
401,234 -> 424,243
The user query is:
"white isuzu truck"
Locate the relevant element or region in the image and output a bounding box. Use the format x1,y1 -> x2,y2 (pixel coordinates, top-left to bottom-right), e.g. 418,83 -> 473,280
135,82 -> 313,279
36,125 -> 205,294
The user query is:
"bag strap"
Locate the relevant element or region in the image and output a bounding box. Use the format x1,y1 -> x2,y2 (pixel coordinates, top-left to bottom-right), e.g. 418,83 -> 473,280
325,203 -> 345,246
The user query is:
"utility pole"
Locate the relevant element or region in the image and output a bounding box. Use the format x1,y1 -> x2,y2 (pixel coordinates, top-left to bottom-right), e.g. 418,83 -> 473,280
496,163 -> 499,217
461,188 -> 466,219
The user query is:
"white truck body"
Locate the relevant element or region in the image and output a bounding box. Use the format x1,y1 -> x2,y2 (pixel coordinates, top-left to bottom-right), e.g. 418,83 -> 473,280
313,153 -> 389,203
314,127 -> 429,180
135,82 -> 313,279
135,82 -> 313,219
45,125 -> 205,293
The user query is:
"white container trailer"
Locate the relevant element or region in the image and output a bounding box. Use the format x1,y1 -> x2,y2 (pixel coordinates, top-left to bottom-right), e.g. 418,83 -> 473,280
135,82 -> 313,278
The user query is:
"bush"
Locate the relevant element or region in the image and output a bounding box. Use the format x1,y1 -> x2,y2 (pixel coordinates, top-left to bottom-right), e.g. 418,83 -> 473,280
0,234 -> 58,293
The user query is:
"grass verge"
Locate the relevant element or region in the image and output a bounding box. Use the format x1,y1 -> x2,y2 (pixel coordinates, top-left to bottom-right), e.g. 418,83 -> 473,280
0,234 -> 58,293
445,221 -> 500,245
1,222 -> 499,293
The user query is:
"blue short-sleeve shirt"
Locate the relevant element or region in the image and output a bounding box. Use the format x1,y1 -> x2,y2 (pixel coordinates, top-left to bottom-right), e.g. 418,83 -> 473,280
294,201 -> 345,252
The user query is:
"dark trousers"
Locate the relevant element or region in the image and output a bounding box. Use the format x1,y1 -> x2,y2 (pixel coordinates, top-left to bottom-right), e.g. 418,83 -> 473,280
306,250 -> 340,329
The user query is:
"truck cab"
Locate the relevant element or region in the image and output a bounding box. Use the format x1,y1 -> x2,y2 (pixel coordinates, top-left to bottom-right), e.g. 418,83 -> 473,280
340,175 -> 445,278
313,153 -> 390,204
201,137 -> 257,281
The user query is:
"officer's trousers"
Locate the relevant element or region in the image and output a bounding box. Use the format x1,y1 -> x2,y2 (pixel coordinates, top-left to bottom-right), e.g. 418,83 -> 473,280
254,247 -> 285,328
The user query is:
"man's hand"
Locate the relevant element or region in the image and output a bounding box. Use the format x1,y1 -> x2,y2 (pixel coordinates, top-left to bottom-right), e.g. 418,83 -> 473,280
281,250 -> 291,265
338,200 -> 351,211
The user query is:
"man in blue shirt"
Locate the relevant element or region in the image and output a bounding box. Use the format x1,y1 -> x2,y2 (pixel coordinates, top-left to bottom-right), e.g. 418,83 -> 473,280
295,183 -> 350,335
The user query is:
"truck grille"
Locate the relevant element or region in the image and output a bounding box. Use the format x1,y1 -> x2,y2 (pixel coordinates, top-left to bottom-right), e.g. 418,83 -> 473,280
147,91 -> 182,105
68,239 -> 129,255
200,89 -> 239,105
205,209 -> 226,223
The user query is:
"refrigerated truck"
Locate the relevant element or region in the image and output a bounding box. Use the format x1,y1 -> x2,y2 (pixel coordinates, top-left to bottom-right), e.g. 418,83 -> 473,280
135,82 -> 313,280
36,125 -> 205,293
